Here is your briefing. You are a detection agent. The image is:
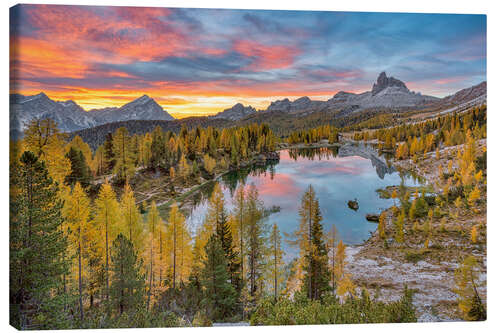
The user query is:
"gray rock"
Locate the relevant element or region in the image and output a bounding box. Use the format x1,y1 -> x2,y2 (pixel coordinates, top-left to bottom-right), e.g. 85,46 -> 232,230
10,93 -> 174,138
213,103 -> 257,120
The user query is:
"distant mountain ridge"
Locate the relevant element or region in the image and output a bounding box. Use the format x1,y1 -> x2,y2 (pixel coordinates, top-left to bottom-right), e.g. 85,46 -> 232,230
439,81 -> 487,106
212,103 -> 257,120
10,93 -> 174,138
258,72 -> 440,116
10,72 -> 486,139
214,72 -> 447,120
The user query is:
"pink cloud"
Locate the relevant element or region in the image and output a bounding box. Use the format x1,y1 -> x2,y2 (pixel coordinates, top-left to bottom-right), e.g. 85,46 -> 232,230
233,40 -> 301,70
251,174 -> 301,198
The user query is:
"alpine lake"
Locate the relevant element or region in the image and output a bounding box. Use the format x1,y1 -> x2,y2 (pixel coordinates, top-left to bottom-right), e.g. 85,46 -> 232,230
179,145 -> 422,261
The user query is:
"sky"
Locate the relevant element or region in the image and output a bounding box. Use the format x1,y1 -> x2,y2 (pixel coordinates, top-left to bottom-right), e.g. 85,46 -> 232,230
10,5 -> 486,118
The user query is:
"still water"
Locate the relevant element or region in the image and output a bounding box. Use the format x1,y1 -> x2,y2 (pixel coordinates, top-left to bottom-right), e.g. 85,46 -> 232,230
183,147 -> 419,260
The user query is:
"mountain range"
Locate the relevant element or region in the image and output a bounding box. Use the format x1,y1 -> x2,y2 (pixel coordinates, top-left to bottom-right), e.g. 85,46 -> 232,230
10,72 -> 486,139
211,72 -> 484,120
10,93 -> 173,139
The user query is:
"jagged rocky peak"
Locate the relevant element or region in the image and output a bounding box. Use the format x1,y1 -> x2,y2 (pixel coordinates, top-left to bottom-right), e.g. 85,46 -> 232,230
127,94 -> 154,105
267,98 -> 292,112
294,96 -> 311,103
57,99 -> 81,108
19,92 -> 51,104
10,92 -> 174,138
214,102 -> 257,120
331,91 -> 357,102
371,72 -> 409,95
230,103 -> 247,111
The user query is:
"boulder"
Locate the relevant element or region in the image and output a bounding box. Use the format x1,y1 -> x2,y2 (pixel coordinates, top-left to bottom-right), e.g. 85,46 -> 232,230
366,214 -> 380,222
348,199 -> 359,211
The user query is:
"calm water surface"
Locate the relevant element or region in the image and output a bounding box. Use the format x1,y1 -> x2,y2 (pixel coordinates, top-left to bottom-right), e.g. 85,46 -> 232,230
184,147 -> 419,260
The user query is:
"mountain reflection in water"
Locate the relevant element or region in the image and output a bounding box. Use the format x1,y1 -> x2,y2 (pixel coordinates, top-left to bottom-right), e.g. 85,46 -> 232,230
183,147 -> 421,261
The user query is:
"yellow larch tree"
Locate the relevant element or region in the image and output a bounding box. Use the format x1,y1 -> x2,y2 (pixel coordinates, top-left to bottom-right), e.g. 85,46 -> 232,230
178,153 -> 190,182
146,201 -> 162,309
203,153 -> 216,175
91,145 -> 106,176
327,224 -> 338,291
470,225 -> 478,244
232,185 -> 247,287
468,185 -> 481,207
197,183 -> 225,257
166,204 -> 192,288
378,211 -> 386,239
334,240 -> 355,298
23,118 -> 71,186
112,127 -> 136,183
94,180 -> 121,300
120,183 -> 144,252
453,256 -> 485,320
62,182 -> 91,321
268,223 -> 285,302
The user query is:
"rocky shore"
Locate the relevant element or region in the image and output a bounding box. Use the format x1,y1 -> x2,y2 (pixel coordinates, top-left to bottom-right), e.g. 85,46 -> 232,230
344,140 -> 487,322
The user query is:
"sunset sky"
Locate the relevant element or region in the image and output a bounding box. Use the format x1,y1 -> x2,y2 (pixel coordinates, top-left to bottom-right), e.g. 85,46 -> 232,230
10,5 -> 486,118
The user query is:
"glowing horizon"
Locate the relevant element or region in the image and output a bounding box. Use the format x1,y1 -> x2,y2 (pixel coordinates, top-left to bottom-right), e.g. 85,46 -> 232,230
10,5 -> 486,119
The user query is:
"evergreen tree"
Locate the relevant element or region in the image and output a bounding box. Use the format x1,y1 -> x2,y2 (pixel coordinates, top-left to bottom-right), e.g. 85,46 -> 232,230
291,185 -> 329,300
103,132 -> 115,172
10,151 -> 69,329
65,147 -> 92,188
67,135 -> 93,166
302,200 -> 330,300
200,235 -> 237,321
110,234 -> 145,315
202,184 -> 241,294
150,126 -> 165,169
92,145 -> 106,176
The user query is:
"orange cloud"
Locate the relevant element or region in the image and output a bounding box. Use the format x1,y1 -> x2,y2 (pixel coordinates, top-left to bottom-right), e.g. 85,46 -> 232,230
22,5 -> 197,64
10,37 -> 90,79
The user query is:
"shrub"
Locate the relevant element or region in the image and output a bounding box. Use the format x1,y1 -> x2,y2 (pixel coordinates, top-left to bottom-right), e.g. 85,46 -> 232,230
250,288 -> 416,325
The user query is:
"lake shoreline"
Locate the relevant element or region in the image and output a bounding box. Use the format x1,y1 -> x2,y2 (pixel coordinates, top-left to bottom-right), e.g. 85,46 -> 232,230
345,140 -> 487,322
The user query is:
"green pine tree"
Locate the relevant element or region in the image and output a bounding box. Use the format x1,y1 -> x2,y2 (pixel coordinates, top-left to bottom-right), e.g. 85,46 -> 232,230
10,151 -> 70,329
201,235 -> 237,321
65,147 -> 92,188
103,132 -> 115,172
109,234 -> 146,315
302,207 -> 330,300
